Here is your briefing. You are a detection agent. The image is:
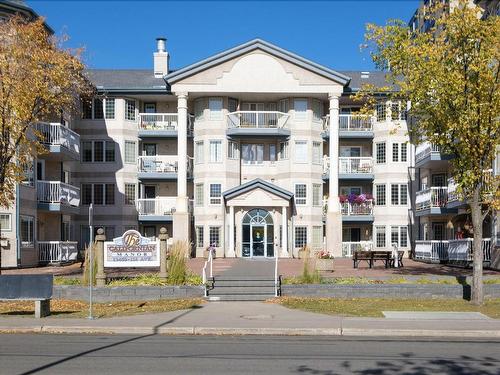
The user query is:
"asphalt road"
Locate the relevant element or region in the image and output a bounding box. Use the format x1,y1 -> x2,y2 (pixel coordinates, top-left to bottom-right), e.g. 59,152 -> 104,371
1,334 -> 499,375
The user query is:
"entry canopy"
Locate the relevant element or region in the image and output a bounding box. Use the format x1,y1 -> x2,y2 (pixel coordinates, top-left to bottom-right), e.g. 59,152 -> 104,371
223,178 -> 294,210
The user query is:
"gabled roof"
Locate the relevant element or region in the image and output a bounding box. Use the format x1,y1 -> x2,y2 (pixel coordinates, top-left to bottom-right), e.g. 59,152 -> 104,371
85,69 -> 169,93
165,38 -> 351,86
0,0 -> 54,34
223,178 -> 294,201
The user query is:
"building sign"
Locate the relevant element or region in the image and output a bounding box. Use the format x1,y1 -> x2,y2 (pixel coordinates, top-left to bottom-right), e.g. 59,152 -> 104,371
104,230 -> 159,267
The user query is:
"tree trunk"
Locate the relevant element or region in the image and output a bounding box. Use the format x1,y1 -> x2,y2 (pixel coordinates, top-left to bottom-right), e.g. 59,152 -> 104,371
470,188 -> 484,305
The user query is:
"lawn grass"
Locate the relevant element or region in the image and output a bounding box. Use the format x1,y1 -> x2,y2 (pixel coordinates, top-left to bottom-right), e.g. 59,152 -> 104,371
277,297 -> 500,319
53,273 -> 204,287
0,298 -> 205,318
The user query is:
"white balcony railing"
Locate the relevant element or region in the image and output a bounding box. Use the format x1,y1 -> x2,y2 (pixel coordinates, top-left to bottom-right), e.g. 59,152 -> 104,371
137,155 -> 178,174
415,141 -> 441,162
136,197 -> 177,216
339,157 -> 373,174
447,178 -> 459,202
415,239 -> 492,262
341,200 -> 374,216
226,111 -> 290,129
38,241 -> 78,263
341,241 -> 374,257
36,180 -> 80,207
35,122 -> 80,154
415,187 -> 448,211
323,114 -> 374,132
138,113 -> 194,133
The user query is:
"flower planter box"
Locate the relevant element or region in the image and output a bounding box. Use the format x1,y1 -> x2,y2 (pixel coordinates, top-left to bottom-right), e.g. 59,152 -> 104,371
315,258 -> 334,272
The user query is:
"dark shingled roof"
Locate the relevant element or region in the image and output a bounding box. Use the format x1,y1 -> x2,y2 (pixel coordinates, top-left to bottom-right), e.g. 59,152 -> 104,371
85,69 -> 168,92
340,71 -> 395,92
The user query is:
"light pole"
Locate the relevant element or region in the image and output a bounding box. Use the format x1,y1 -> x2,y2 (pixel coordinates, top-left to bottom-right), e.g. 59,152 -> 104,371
88,203 -> 94,319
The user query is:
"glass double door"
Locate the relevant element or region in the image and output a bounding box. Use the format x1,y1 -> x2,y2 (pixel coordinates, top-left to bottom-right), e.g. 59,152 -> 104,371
251,225 -> 266,257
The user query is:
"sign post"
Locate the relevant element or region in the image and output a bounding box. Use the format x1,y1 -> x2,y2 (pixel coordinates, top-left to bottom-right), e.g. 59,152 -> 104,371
88,204 -> 93,320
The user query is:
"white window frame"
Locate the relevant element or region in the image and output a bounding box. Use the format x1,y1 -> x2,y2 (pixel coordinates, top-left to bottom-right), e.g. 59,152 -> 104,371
293,99 -> 308,121
209,226 -> 221,247
294,226 -> 308,248
125,99 -> 136,121
208,98 -> 223,121
228,141 -> 239,160
312,226 -> 322,249
195,183 -> 204,207
209,140 -> 223,163
376,142 -> 386,164
375,184 -> 386,206
124,183 -> 136,206
209,183 -> 222,205
312,141 -> 322,164
278,98 -> 289,113
391,225 -> 408,248
391,183 -> 408,206
195,141 -> 204,164
20,215 -> 35,248
375,225 -> 386,248
241,143 -> 264,165
81,183 -> 115,206
196,226 -> 204,248
312,184 -> 322,207
0,213 -> 12,231
279,141 -> 289,160
81,140 -> 115,163
124,140 -> 136,164
294,183 -> 307,205
294,140 -> 308,163
105,98 -> 115,119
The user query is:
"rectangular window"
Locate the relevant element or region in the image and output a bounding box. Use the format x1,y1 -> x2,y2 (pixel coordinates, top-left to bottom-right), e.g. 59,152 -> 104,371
125,99 -> 136,121
294,99 -> 308,120
295,184 -> 307,205
209,140 -> 222,163
82,99 -> 92,119
0,213 -> 12,231
195,183 -> 204,206
294,226 -> 307,248
392,143 -> 399,162
105,141 -> 115,162
82,140 -> 115,163
312,184 -> 322,207
241,144 -> 264,164
20,216 -> 34,247
269,144 -> 276,162
82,184 -> 92,205
312,226 -> 322,248
105,98 -> 115,119
391,102 -> 402,120
82,141 -> 92,162
105,184 -> 115,205
195,141 -> 204,164
196,226 -> 204,248
93,184 -> 104,205
401,143 -> 407,162
312,99 -> 322,121
93,98 -> 104,119
228,141 -> 239,160
312,142 -> 322,164
209,98 -> 223,120
209,226 -> 220,247
376,103 -> 386,122
94,141 -> 104,162
391,184 -> 407,205
82,184 -> 114,205
209,183 -> 222,205
376,142 -> 386,164
278,98 -> 289,113
279,141 -> 289,160
376,225 -> 386,248
391,226 -> 399,247
194,98 -> 204,120
124,141 -> 136,164
391,184 -> 399,205
295,141 -> 307,163
375,184 -> 386,206
124,184 -> 135,205
400,226 -> 408,247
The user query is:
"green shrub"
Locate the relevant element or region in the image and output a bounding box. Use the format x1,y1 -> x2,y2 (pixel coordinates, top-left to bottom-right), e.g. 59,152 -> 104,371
54,277 -> 81,286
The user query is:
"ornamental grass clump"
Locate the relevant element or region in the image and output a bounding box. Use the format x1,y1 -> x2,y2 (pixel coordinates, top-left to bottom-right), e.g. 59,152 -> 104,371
299,246 -> 323,284
82,243 -> 97,286
167,240 -> 190,285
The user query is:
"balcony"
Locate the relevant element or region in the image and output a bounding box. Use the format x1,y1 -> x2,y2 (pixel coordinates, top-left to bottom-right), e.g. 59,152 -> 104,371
35,122 -> 80,160
339,157 -> 374,179
341,241 -> 374,257
137,113 -> 193,138
137,156 -> 193,180
136,197 -> 177,221
415,141 -> 452,168
323,114 -> 374,138
341,200 -> 374,222
415,239 -> 492,264
38,241 -> 78,264
226,111 -> 291,137
36,180 -> 80,214
415,186 -> 456,216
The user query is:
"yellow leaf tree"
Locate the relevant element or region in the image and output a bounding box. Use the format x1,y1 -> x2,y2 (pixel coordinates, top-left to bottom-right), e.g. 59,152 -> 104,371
0,16 -> 92,271
361,1 -> 499,304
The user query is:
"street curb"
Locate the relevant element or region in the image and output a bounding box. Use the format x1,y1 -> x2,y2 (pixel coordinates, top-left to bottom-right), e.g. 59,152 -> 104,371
1,325 -> 500,337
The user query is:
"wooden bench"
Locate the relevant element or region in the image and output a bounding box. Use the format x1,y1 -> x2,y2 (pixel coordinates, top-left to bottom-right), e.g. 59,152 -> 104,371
353,251 -> 396,269
0,275 -> 53,318
353,251 -> 373,268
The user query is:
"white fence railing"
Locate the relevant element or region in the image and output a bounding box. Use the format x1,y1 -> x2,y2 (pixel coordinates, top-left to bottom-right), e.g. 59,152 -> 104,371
35,122 -> 80,154
415,239 -> 492,262
323,114 -> 374,132
36,180 -> 80,206
415,141 -> 440,162
137,155 -> 178,173
447,178 -> 459,202
341,201 -> 374,216
339,157 -> 373,174
38,241 -> 78,263
227,111 -> 290,128
136,197 -> 177,216
415,187 -> 448,211
342,241 -> 374,257
138,113 -> 178,130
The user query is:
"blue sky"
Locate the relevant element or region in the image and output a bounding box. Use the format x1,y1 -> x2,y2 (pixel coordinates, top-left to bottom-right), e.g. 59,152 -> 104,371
29,1 -> 419,71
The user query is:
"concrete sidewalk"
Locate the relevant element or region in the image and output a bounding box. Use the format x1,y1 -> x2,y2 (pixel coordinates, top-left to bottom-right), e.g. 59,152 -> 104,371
1,301 -> 500,338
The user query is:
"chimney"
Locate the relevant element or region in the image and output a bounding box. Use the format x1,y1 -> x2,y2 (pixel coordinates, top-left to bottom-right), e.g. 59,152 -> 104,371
154,37 -> 169,77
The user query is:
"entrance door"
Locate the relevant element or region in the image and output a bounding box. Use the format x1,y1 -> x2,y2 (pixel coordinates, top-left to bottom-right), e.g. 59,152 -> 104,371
251,225 -> 265,257
143,186 -> 156,215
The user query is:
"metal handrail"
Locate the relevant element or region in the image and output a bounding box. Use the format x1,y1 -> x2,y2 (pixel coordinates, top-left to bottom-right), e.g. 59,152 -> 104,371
274,252 -> 279,297
202,249 -> 214,297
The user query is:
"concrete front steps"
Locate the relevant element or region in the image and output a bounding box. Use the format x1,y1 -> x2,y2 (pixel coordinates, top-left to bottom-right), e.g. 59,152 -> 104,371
207,276 -> 277,301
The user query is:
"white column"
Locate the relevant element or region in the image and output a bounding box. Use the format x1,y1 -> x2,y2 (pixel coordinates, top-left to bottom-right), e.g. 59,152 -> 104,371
281,206 -> 288,257
328,94 -> 340,212
176,92 -> 188,212
228,205 -> 235,257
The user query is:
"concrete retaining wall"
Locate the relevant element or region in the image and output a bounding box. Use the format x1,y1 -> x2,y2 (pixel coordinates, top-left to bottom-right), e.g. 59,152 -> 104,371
282,284 -> 500,299
53,286 -> 205,302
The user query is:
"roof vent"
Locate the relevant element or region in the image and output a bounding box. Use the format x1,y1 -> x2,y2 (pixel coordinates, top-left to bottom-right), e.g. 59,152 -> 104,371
361,71 -> 370,79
